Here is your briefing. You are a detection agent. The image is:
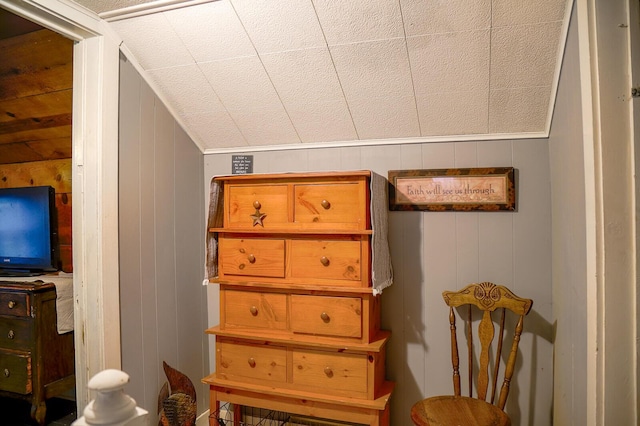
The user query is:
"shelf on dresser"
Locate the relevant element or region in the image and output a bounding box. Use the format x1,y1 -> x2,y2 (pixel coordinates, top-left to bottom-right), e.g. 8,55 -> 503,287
207,326 -> 390,352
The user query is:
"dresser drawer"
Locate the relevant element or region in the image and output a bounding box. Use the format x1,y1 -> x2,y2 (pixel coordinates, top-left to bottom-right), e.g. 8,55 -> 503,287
293,182 -> 367,229
219,238 -> 286,278
0,292 -> 29,317
290,240 -> 361,282
0,318 -> 31,350
227,184 -> 289,229
217,340 -> 287,384
224,290 -> 287,331
0,350 -> 31,394
291,295 -> 362,338
292,349 -> 368,396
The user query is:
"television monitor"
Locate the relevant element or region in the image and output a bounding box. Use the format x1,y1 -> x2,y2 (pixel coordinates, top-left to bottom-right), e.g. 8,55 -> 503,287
0,186 -> 59,276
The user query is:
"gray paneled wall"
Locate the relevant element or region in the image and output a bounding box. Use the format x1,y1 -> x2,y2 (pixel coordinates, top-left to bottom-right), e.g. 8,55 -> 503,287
204,138 -> 553,425
119,56 -> 208,423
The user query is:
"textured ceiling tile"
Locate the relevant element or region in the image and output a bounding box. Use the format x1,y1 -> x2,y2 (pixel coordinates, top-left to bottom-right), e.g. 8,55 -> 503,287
489,87 -> 550,133
163,1 -> 255,62
348,96 -> 420,140
313,0 -> 403,45
491,22 -> 562,89
401,0 -> 491,36
147,64 -> 224,115
199,56 -> 281,111
286,100 -> 357,142
231,0 -> 325,53
493,0 -> 567,27
72,0 -> 156,14
408,30 -> 490,96
260,48 -> 344,105
227,107 -> 300,146
417,91 -> 489,136
330,39 -> 414,101
182,111 -> 247,149
111,13 -> 193,70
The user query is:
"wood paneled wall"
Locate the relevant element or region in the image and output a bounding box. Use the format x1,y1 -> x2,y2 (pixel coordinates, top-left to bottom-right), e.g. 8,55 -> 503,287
0,29 -> 73,272
0,28 -> 74,272
0,29 -> 73,164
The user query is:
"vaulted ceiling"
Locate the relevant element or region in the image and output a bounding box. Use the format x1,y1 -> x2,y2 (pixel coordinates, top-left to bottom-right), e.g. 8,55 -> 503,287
13,0 -> 573,154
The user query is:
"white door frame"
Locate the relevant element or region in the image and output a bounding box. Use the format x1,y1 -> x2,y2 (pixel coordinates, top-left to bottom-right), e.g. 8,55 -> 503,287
0,0 -> 121,410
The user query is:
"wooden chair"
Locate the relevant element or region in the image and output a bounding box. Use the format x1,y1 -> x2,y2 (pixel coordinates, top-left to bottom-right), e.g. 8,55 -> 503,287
410,282 -> 533,426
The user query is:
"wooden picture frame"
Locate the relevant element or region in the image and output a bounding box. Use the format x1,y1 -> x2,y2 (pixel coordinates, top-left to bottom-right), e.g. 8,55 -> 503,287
388,167 -> 516,211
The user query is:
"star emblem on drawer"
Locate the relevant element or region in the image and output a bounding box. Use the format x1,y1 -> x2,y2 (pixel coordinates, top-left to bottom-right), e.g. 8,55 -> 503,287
250,210 -> 267,227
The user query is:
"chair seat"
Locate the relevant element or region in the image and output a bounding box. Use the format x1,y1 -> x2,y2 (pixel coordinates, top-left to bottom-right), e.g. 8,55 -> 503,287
410,395 -> 511,426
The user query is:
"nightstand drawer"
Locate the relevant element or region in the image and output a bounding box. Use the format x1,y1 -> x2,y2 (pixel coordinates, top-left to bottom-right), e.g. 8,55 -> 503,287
0,292 -> 29,317
217,340 -> 286,384
291,295 -> 362,338
0,318 -> 31,350
292,349 -> 368,396
290,240 -> 362,282
0,350 -> 31,394
227,184 -> 289,229
219,238 -> 286,278
224,290 -> 287,331
293,183 -> 366,229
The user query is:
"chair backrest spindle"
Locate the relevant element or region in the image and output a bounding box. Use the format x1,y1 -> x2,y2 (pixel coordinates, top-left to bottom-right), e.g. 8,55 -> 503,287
449,307 -> 461,396
443,282 -> 532,409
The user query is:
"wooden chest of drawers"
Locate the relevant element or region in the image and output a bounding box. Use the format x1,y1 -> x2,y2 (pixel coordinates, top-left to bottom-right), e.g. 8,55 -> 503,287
0,281 -> 75,425
204,171 -> 394,426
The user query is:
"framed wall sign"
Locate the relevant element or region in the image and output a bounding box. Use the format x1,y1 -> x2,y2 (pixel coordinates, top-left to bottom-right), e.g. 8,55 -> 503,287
388,167 -> 516,211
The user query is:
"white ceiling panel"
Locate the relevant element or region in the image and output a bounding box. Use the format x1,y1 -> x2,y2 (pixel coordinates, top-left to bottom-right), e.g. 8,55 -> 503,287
287,100 -> 358,143
181,110 -> 247,149
69,0 -> 572,151
260,48 -> 344,105
401,0 -> 491,36
492,0 -> 567,27
231,0 -> 325,54
110,13 -> 193,70
348,96 -> 420,140
491,22 -> 563,89
417,91 -> 489,136
146,64 -> 222,115
313,0 -> 404,46
163,1 -> 255,62
489,87 -> 550,133
408,30 -> 490,96
228,107 -> 300,146
199,55 -> 281,111
330,38 -> 414,101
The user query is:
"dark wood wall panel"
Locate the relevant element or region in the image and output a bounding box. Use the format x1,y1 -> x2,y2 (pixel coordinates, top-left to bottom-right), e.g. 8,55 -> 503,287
0,30 -> 73,101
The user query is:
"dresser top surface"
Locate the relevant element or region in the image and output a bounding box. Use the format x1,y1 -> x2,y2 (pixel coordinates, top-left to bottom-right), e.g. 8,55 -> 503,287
0,280 -> 55,292
213,170 -> 371,182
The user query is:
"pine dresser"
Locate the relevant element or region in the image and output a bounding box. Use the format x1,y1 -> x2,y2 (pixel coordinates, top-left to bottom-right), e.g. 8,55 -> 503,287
203,171 -> 394,426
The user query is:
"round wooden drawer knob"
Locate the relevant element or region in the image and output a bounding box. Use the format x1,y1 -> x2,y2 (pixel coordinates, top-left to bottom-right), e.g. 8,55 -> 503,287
248,357 -> 256,368
7,301 -> 16,309
320,312 -> 330,322
253,201 -> 261,209
323,367 -> 333,378
320,256 -> 330,267
7,330 -> 14,340
250,306 -> 258,316
321,199 -> 330,209
248,254 -> 256,264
